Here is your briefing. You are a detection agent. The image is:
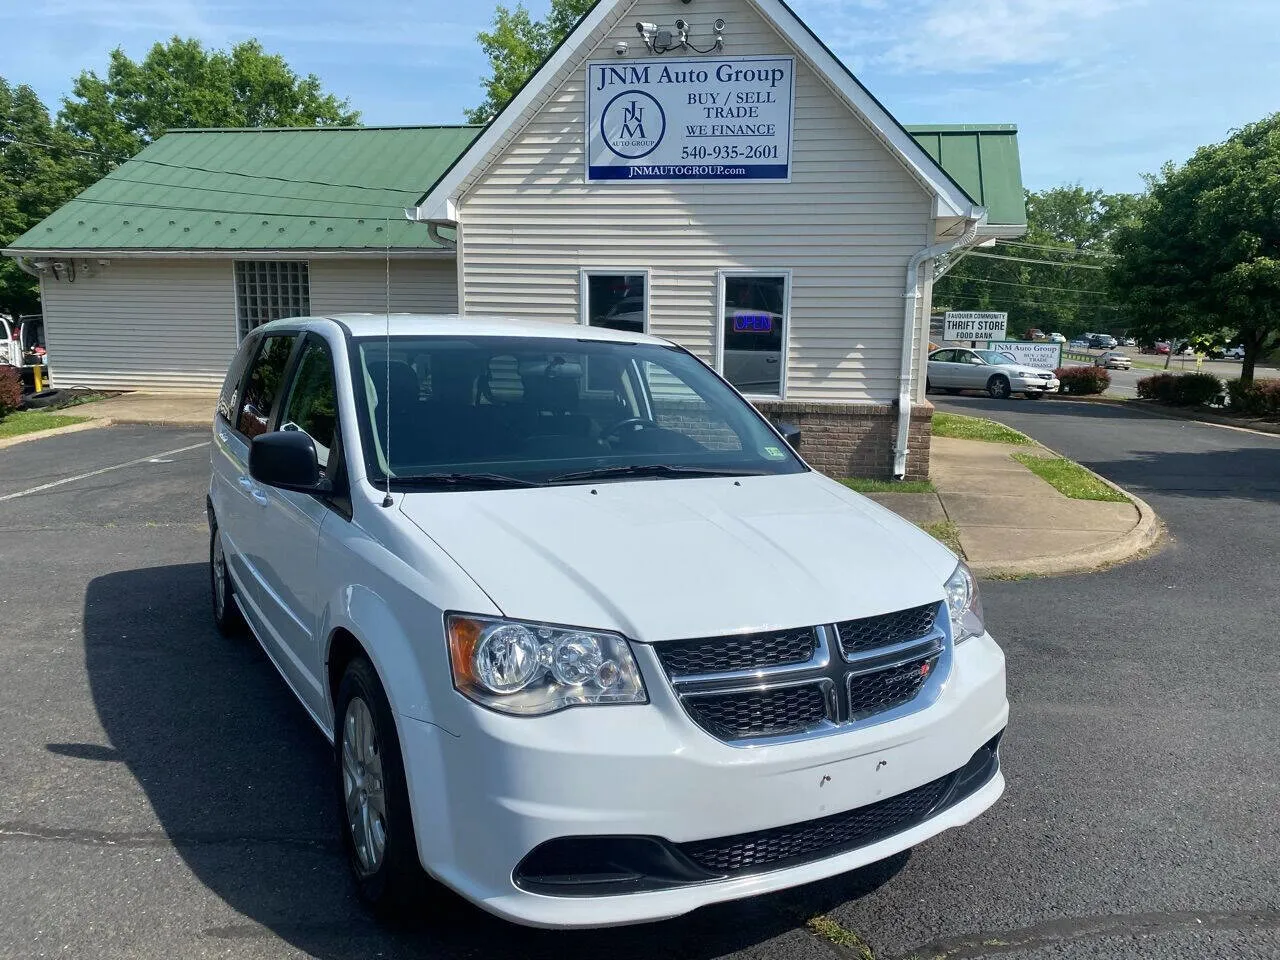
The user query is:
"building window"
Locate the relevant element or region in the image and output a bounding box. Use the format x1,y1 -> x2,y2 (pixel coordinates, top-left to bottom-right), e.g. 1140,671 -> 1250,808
719,272 -> 789,397
235,261 -> 311,339
581,270 -> 648,333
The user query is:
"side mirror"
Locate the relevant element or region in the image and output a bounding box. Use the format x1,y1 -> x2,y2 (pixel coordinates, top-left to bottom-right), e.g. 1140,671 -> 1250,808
775,421 -> 802,448
249,431 -> 328,493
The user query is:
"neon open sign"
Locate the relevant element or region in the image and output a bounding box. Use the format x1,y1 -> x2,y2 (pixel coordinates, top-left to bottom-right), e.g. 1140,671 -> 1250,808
733,313 -> 774,333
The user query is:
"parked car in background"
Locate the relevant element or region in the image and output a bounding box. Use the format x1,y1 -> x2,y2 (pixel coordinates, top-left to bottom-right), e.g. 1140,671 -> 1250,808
1223,345 -> 1246,360
1088,335 -> 1118,350
208,314 -> 1008,927
1095,351 -> 1132,370
927,347 -> 1060,399
1048,332 -> 1066,343
1068,338 -> 1091,350
1142,342 -> 1172,355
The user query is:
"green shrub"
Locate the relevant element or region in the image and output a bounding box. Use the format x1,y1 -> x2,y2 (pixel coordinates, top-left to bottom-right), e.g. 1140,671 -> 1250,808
0,366 -> 22,417
1226,378 -> 1280,417
1136,372 -> 1177,401
1137,372 -> 1223,406
1055,365 -> 1110,395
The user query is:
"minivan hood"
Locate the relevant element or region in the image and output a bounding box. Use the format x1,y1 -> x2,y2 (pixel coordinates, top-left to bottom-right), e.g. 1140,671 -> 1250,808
398,473 -> 955,643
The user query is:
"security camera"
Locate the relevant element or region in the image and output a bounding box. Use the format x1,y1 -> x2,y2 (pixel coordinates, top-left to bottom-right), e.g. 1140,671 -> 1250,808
674,17 -> 689,31
614,40 -> 629,55
636,21 -> 657,35
714,17 -> 726,31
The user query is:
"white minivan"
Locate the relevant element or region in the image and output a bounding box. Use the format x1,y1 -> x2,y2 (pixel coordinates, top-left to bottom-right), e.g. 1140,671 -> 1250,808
208,314 -> 1007,928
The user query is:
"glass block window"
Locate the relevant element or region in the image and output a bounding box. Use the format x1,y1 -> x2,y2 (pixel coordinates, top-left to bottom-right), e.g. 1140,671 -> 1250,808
234,261 -> 311,339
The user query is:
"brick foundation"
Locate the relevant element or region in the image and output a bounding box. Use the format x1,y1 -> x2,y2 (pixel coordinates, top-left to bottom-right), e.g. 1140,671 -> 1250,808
752,399 -> 933,481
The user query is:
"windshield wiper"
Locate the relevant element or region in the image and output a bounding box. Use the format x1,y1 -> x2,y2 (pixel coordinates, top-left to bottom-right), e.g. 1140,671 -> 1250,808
549,464 -> 764,484
390,472 -> 543,489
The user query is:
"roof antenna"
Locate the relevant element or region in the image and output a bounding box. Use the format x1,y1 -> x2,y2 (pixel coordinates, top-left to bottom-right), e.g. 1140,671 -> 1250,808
380,215 -> 394,508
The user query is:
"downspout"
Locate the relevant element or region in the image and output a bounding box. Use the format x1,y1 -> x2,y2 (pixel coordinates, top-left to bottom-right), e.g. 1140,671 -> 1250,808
893,217 -> 981,479
425,221 -> 457,249
16,256 -> 43,278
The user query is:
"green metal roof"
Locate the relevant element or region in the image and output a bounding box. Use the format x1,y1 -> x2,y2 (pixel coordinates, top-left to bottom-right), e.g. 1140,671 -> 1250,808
906,124 -> 1026,226
8,120 -> 1022,252
7,125 -> 481,252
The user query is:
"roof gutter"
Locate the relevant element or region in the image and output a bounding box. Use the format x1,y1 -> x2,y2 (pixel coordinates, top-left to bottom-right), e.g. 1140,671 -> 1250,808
14,256 -> 43,278
893,216 -> 982,479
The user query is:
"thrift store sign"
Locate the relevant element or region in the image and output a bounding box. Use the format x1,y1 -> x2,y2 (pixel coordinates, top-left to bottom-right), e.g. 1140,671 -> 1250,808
586,56 -> 795,182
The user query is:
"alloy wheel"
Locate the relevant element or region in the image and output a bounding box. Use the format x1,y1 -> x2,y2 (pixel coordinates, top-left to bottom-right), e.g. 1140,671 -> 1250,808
342,696 -> 388,875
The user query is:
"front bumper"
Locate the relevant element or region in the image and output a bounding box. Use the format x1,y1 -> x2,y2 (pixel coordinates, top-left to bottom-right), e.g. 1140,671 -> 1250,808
1017,377 -> 1059,393
398,632 -> 1007,928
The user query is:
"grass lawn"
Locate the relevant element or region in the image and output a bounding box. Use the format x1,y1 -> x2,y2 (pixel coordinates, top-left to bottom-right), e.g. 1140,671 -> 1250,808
932,412 -> 1033,445
0,410 -> 90,440
1012,452 -> 1130,502
919,519 -> 965,555
840,477 -> 936,494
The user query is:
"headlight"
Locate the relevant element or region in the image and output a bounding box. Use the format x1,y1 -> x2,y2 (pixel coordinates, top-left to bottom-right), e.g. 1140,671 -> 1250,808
944,561 -> 985,643
446,615 -> 647,715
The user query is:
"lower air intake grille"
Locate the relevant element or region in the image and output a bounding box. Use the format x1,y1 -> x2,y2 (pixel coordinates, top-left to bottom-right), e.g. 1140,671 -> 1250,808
684,683 -> 829,740
680,771 -> 952,875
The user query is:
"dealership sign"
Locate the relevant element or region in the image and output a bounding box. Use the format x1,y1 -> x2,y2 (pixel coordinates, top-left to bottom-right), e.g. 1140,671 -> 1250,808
944,311 -> 1007,341
585,56 -> 794,182
986,340 -> 1062,371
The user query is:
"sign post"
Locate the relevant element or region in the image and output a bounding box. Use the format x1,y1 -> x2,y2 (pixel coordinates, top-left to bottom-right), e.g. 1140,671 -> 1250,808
944,311 -> 1008,345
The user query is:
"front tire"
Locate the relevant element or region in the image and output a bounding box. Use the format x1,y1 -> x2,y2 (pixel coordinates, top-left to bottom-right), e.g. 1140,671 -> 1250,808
335,656 -> 429,918
210,520 -> 246,637
987,375 -> 1011,399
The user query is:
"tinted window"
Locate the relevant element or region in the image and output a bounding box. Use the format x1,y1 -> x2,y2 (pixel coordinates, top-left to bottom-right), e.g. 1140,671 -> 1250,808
585,274 -> 646,333
217,335 -> 257,424
351,336 -> 804,487
237,334 -> 295,438
722,275 -> 786,395
279,337 -> 339,475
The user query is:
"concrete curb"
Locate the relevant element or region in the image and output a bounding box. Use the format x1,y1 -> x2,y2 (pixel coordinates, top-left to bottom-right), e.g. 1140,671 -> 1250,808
0,417 -> 112,450
964,439 -> 1164,580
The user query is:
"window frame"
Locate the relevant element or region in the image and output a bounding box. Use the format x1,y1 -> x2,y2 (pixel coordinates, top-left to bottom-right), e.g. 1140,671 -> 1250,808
578,268 -> 651,334
275,333 -> 342,477
715,269 -> 792,400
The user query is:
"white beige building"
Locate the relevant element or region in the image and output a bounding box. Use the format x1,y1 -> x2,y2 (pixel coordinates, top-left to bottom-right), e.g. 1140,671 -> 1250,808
6,0 -> 1025,478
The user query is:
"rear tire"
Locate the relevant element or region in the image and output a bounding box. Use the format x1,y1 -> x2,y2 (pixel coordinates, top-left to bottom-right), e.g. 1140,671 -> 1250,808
987,375 -> 1011,400
335,656 -> 431,919
210,520 -> 246,637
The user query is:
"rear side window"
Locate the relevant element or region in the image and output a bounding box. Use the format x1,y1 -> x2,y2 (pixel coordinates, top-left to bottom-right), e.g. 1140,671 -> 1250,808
237,334 -> 296,438
217,336 -> 257,424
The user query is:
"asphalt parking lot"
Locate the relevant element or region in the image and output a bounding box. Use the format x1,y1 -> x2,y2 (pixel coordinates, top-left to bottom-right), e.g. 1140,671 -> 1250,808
1,413 -> 1278,959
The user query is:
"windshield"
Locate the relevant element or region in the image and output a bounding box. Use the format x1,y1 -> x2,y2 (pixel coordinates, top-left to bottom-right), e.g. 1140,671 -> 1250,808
975,350 -> 1018,365
351,335 -> 806,487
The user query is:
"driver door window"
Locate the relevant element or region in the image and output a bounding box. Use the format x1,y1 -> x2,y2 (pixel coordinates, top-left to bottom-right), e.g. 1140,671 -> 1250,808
279,336 -> 339,477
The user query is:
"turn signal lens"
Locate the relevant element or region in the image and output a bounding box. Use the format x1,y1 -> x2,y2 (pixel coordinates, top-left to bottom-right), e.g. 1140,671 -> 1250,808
446,615 -> 647,716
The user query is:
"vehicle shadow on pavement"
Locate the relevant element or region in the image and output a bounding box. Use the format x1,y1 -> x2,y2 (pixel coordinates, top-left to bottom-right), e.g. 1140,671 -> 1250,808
1080,447 -> 1280,503
82,562 -> 908,959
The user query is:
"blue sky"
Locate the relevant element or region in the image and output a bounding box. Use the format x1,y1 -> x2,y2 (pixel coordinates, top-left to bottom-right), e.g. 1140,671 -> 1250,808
4,0 -> 1278,193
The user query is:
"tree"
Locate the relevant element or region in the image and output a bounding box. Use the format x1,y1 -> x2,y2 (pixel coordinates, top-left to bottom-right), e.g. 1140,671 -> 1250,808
0,78 -> 97,318
933,186 -> 1140,339
466,0 -> 595,124
60,38 -> 360,173
1110,114 -> 1280,382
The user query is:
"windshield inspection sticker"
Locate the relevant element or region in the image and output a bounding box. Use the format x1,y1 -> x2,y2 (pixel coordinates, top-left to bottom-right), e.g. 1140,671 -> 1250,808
762,445 -> 786,460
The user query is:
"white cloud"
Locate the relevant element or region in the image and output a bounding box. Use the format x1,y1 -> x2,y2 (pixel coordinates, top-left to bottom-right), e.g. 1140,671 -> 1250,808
878,0 -> 1132,72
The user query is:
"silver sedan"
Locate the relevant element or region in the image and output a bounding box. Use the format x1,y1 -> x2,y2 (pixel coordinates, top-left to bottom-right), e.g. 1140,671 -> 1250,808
927,348 -> 1060,399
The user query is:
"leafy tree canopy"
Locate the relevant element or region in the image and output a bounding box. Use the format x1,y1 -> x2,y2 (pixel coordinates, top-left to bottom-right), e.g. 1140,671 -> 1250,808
466,0 -> 594,124
0,78 -> 97,317
933,186 -> 1140,340
1110,113 -> 1280,381
61,37 -> 360,174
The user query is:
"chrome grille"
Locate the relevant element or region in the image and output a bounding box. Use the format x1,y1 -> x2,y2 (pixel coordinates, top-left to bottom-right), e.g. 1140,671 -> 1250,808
836,602 -> 938,657
654,602 -> 947,745
654,628 -> 817,677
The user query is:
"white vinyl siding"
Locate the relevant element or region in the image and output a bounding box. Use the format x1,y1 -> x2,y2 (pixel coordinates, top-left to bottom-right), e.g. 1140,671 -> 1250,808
39,259 -> 237,392
456,0 -> 932,402
308,259 -> 457,315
